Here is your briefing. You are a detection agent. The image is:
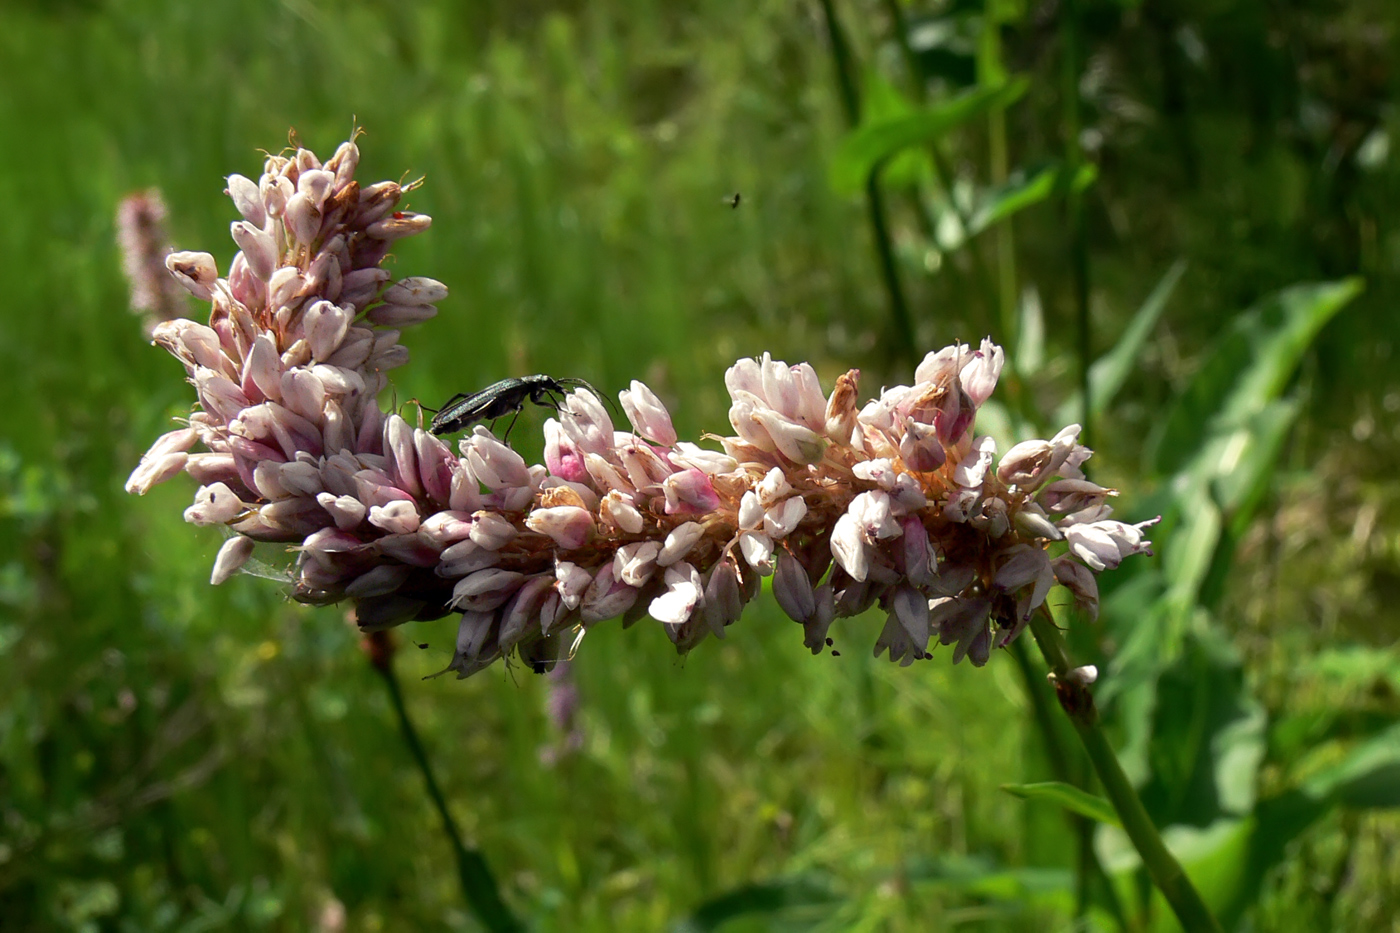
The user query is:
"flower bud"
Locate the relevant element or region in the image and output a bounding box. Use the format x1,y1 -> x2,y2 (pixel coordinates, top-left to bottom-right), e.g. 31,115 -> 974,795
210,535 -> 256,585
165,251 -> 218,301
526,506 -> 594,549
657,521 -> 704,567
649,562 -> 703,625
772,549 -> 816,623
619,380 -> 678,446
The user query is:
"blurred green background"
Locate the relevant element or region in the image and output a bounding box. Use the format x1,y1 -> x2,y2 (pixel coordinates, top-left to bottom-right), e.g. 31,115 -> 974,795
2,0 -> 1398,930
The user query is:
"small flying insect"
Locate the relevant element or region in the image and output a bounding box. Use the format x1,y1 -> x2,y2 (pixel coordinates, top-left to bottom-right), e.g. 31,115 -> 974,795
724,192 -> 742,209
428,374 -> 609,440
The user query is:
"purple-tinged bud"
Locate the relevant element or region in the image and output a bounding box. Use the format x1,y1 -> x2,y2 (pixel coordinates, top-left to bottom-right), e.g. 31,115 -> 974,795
554,561 -> 592,611
437,539 -> 497,577
914,345 -> 961,385
353,595 -> 428,632
668,442 -> 737,476
996,438 -> 1058,490
367,303 -> 438,327
825,369 -> 860,443
972,496 -> 1010,539
345,564 -> 413,599
375,533 -> 442,567
1064,517 -> 1158,571
649,562 -> 703,625
448,462 -> 484,513
381,416 -> 421,498
315,492 -> 366,530
186,452 -> 241,489
436,610 -> 499,677
620,381 -> 678,446
763,497 -> 807,539
1014,503 -> 1062,541
662,469 -> 720,515
369,500 -> 421,535
899,418 -> 946,472
599,490 -> 645,533
465,430 -> 532,490
544,420 -> 588,484
280,338 -> 312,369
498,575 -> 553,650
931,596 -> 991,660
802,584 -> 836,653
184,483 -> 245,525
1051,556 -> 1100,620
230,220 -> 276,281
874,610 -> 923,666
526,506 -> 594,549
237,335 -> 280,404
891,584 -> 930,648
414,430 -> 456,506
833,576 -> 877,617
284,191 -> 321,245
297,168 -> 335,206
451,568 -> 525,612
251,461 -> 290,499
993,545 -> 1055,618
326,140 -> 360,186
701,559 -> 743,637
195,369 -> 252,423
830,512 -> 868,582
418,510 -> 475,547
953,435 -> 996,490
382,276 -> 448,305
614,541 -> 661,587
960,338 -> 1004,407
752,409 -> 827,465
367,211 -> 432,240
267,266 -> 306,312
468,511 -> 517,550
338,268 -> 388,310
279,371 -> 325,424
772,549 -> 816,623
302,301 -> 352,362
210,535 -> 256,585
900,515 -> 934,586
355,180 -> 402,226
658,521 -> 704,567
580,564 -> 639,623
617,441 -> 673,491
226,174 -> 266,227
126,446 -> 191,496
165,251 -> 218,301
1039,478 -> 1116,516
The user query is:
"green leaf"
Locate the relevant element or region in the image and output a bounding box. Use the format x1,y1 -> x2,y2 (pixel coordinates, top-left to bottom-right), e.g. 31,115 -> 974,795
671,877 -> 842,932
966,161 -> 1097,236
828,79 -> 1029,194
1054,259 -> 1186,426
1145,278 -> 1362,478
999,781 -> 1122,828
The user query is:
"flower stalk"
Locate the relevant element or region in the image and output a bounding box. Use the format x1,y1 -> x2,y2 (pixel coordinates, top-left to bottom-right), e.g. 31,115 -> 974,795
1030,608 -> 1224,933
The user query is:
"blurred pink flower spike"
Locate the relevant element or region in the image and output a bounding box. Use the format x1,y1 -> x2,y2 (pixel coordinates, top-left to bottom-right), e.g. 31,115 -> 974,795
128,134 -> 1158,678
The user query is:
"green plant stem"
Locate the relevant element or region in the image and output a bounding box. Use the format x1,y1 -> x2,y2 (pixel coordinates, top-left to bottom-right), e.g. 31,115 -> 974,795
817,0 -> 917,365
1009,639 -> 1131,930
1029,610 -> 1224,933
375,661 -> 524,933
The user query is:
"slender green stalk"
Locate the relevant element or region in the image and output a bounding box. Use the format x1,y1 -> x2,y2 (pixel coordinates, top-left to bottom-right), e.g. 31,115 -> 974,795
1009,639 -> 1131,930
374,659 -> 524,933
1029,610 -> 1224,933
816,0 -> 917,365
